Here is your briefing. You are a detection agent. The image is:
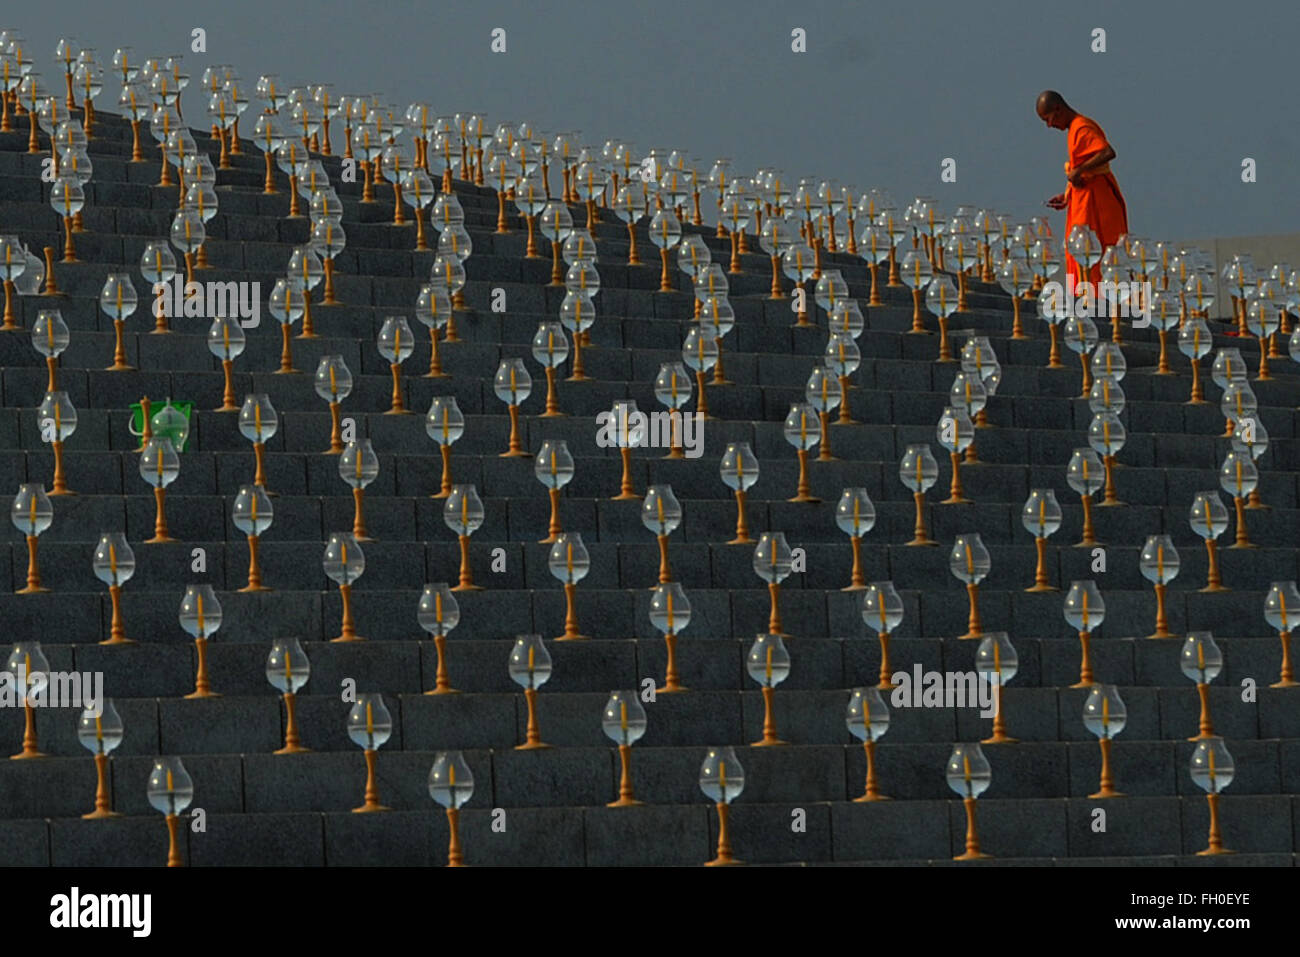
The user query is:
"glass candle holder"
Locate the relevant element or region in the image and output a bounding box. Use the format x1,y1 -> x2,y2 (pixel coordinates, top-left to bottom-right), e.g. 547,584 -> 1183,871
139,437 -> 179,543
1065,315 -> 1099,398
936,407 -> 974,504
541,198 -> 575,281
1190,738 -> 1234,855
1082,684 -> 1126,798
509,634 -> 552,749
747,633 -> 791,746
754,532 -> 793,636
700,294 -> 736,385
266,637 -> 310,754
900,247 -> 934,333
99,273 -> 137,371
976,632 -> 1018,743
1264,581 -> 1300,687
835,488 -> 876,590
1219,449 -> 1258,549
1066,447 -> 1105,545
899,444 -> 939,545
37,390 -> 76,495
532,321 -> 569,415
429,751 -> 474,865
642,485 -> 682,585
232,484 -> 273,591
681,328 -> 718,418
1189,491 -> 1230,592
779,401 -> 823,504
7,641 -> 50,757
339,439 -> 379,541
602,691 -> 648,806
31,311 -> 69,396
699,746 -> 744,866
346,693 -> 392,812
862,581 -> 903,688
78,698 -> 123,817
445,485 -> 485,591
426,396 -> 464,499
602,399 -> 641,501
207,316 -> 246,412
314,355 -> 352,453
1181,632 -> 1222,741
924,274 -> 960,360
1139,535 -> 1179,638
805,366 -> 842,461
534,440 -> 574,543
946,743 -> 992,860
950,533 -> 990,638
417,582 -> 461,694
414,284 -> 453,379
547,532 -> 590,641
825,334 -> 861,424
651,582 -> 690,693
949,371 -> 987,462
1063,580 -> 1105,687
323,532 -> 365,641
238,393 -> 277,491
147,757 -> 194,866
720,442 -> 758,544
178,584 -> 220,697
92,532 -> 134,644
377,315 -> 415,413
287,245 -> 323,337
494,358 -> 532,455
559,290 -> 594,380
1021,489 -> 1062,592
1179,315 -> 1212,403
846,686 -> 890,800
1088,374 -> 1125,417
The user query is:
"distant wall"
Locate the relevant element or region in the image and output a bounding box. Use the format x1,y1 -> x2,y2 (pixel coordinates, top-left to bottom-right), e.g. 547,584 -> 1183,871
1173,233 -> 1300,321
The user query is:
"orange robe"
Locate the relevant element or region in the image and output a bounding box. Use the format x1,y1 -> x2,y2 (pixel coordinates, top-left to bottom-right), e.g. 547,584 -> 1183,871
1064,114 -> 1128,288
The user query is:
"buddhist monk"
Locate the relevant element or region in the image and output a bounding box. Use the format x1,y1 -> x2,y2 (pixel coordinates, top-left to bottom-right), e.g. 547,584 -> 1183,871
1037,90 -> 1128,289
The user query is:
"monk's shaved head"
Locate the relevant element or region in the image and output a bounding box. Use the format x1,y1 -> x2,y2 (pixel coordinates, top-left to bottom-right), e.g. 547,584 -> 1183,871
1037,90 -> 1067,113
1036,90 -> 1074,130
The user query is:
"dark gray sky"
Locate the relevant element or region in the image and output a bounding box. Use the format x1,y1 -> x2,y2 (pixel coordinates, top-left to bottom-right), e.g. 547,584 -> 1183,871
15,0 -> 1299,238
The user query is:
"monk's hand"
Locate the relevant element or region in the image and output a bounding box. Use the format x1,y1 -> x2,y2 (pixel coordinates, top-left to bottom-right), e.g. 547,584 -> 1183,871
1045,193 -> 1067,210
1065,167 -> 1085,187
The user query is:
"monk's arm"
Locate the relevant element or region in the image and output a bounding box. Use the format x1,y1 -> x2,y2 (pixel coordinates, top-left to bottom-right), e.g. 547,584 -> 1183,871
1066,143 -> 1116,186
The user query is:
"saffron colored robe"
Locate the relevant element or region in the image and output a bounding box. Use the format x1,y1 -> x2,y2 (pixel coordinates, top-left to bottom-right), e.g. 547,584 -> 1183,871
1064,114 -> 1128,287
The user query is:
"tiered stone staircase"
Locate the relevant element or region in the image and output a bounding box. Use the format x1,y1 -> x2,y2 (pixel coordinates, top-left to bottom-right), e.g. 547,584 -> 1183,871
1,107 -> 1297,866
